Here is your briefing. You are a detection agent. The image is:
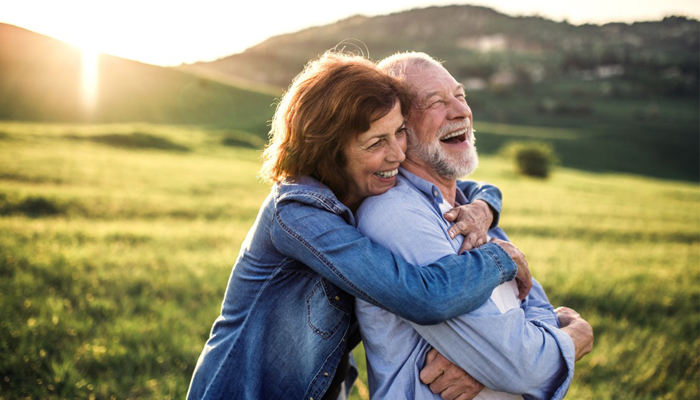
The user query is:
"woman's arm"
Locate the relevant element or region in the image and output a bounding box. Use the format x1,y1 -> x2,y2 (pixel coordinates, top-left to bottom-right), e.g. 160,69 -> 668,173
271,199 -> 518,325
457,180 -> 502,228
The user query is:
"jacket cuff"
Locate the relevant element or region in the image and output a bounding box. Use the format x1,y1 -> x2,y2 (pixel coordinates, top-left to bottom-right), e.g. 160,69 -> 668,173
472,193 -> 502,228
477,242 -> 517,284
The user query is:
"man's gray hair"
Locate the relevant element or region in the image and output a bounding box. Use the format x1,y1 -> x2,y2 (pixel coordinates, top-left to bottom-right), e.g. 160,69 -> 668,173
377,52 -> 444,80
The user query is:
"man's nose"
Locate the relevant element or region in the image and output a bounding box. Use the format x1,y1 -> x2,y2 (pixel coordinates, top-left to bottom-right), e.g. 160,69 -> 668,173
447,97 -> 472,121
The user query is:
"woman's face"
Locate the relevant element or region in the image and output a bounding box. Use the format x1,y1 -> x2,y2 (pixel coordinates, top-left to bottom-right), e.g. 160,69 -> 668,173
342,101 -> 407,209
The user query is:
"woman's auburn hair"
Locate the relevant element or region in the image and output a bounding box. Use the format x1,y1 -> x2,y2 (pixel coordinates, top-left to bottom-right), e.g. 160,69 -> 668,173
260,51 -> 412,202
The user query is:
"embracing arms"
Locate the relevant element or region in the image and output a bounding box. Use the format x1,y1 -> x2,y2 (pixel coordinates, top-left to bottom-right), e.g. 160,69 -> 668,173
270,180 -> 527,325
356,191 -> 580,399
271,198 -> 516,325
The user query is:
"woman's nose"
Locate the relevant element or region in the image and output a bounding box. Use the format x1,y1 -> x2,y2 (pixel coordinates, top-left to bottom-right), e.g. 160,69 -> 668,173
387,137 -> 406,163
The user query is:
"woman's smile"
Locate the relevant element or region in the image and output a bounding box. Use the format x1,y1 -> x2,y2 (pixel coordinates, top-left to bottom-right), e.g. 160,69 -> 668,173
342,101 -> 407,209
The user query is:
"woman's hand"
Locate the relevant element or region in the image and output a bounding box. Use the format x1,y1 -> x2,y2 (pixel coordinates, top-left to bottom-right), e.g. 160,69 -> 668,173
421,348 -> 484,400
444,200 -> 493,252
555,306 -> 594,362
489,239 -> 532,299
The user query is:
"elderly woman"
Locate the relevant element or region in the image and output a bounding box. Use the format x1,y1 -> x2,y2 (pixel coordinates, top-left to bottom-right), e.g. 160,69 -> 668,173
186,52 -> 525,400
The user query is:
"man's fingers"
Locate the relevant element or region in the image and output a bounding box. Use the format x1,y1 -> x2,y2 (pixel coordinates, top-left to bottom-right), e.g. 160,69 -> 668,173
466,233 -> 477,247
455,391 -> 482,400
458,232 -> 478,252
438,385 -> 458,400
448,220 -> 467,240
514,257 -> 532,299
420,349 -> 446,384
431,368 -> 483,400
425,348 -> 440,364
443,209 -> 458,222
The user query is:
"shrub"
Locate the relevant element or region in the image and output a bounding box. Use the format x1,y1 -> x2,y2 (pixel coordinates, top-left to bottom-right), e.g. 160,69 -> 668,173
501,141 -> 559,178
0,193 -> 65,217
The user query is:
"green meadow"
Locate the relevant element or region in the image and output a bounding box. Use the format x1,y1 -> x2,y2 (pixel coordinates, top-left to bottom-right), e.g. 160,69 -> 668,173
0,122 -> 698,399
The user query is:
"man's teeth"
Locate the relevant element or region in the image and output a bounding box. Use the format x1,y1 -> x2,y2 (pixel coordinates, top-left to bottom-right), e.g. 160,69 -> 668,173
441,128 -> 468,141
375,169 -> 398,178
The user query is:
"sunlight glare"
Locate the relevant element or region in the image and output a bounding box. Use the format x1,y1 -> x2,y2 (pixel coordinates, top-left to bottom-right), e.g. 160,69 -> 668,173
81,46 -> 98,117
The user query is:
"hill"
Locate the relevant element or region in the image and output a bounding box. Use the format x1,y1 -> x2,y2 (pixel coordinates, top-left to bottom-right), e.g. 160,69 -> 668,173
183,5 -> 699,182
0,23 -> 275,137
185,6 -> 698,97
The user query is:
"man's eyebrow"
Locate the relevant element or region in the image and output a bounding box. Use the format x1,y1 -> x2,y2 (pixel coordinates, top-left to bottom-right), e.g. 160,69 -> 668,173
421,90 -> 441,102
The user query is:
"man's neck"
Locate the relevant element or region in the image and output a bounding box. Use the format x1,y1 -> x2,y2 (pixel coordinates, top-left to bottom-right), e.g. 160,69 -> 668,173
402,158 -> 458,205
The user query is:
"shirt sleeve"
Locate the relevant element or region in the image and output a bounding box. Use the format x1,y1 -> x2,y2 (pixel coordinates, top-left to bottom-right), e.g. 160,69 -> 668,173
457,180 -> 503,228
521,278 -> 560,328
409,305 -> 575,400
356,189 -> 576,399
271,197 -> 517,325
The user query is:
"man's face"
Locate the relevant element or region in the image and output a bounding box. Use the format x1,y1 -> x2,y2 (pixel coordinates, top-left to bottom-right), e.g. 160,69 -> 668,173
404,63 -> 478,180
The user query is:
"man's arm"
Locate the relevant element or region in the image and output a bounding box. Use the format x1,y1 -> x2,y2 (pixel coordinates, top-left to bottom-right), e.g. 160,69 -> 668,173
409,303 -> 575,399
357,195 -> 575,400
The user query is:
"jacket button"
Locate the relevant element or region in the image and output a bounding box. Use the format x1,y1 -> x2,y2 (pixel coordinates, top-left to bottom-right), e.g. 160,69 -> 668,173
324,371 -> 329,377
334,295 -> 340,301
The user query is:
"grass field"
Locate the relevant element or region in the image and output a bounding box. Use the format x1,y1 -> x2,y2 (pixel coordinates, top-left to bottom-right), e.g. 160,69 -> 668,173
0,122 -> 698,399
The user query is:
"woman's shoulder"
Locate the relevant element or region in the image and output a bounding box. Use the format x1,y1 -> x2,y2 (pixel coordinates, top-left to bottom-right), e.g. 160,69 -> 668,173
275,176 -> 350,217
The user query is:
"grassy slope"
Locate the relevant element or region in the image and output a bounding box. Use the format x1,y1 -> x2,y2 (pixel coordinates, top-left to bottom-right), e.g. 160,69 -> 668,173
0,123 -> 697,399
0,23 -> 277,137
466,79 -> 700,182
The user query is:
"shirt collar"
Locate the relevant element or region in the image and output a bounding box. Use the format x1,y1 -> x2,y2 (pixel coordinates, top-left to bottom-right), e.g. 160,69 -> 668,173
399,168 -> 468,206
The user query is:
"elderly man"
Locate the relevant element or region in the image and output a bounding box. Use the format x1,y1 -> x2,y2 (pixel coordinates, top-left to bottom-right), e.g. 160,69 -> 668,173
355,52 -> 594,400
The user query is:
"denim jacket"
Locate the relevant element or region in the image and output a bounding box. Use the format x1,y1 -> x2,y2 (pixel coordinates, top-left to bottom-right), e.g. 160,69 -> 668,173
186,176 -> 517,400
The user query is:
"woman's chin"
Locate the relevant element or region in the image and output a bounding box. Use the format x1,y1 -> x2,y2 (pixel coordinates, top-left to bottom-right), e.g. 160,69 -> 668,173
370,177 -> 398,196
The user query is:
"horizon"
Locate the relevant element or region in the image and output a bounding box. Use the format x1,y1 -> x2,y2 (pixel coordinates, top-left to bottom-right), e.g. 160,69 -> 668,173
1,0 -> 698,67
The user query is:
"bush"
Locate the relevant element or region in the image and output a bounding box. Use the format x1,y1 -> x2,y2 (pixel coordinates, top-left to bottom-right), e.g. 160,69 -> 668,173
501,141 -> 558,178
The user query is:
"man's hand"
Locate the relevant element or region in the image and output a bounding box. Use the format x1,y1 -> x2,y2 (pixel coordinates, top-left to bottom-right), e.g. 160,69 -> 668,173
444,200 -> 494,252
490,239 -> 532,300
555,307 -> 594,362
420,348 -> 484,400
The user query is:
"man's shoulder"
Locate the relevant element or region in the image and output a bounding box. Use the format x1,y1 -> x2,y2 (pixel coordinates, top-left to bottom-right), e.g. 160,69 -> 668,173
357,177 -> 428,221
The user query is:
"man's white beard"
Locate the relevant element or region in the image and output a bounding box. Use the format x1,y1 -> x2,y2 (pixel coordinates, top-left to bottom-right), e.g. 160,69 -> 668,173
408,126 -> 479,180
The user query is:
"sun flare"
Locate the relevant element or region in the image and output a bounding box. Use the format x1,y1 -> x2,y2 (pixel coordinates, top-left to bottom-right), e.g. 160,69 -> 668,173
80,46 -> 98,117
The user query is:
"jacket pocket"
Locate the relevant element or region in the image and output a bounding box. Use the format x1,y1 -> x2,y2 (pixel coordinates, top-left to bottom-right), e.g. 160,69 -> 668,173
306,279 -> 348,339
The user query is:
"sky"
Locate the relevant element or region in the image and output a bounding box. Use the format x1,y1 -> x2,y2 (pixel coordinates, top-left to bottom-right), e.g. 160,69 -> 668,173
1,0 -> 698,66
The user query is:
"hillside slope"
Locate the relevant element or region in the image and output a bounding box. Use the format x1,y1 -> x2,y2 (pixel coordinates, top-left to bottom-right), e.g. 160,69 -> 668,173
185,5 -> 698,95
0,23 -> 275,136
184,5 -> 699,182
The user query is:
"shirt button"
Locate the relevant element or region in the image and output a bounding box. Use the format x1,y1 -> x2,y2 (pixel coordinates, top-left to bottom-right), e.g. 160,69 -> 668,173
433,189 -> 439,197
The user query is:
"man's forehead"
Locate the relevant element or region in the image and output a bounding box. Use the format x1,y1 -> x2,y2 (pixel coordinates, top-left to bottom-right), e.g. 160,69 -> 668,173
405,66 -> 459,104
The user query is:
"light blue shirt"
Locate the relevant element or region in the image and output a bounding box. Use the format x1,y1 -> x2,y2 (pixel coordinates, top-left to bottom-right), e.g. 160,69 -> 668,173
355,169 -> 576,400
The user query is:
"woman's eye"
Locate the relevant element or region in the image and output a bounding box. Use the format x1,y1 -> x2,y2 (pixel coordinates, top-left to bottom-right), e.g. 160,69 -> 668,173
368,140 -> 382,149
396,127 -> 407,137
